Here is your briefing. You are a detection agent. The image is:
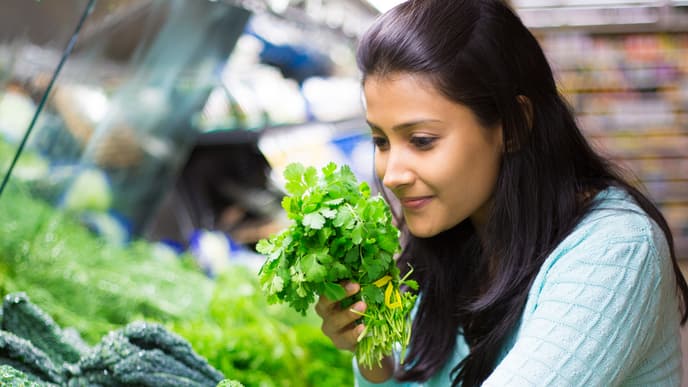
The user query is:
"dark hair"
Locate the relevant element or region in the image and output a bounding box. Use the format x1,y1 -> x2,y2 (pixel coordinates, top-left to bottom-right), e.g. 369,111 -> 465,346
356,1 -> 688,386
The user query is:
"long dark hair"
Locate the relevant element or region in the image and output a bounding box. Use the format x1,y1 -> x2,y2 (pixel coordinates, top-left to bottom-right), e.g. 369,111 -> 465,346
356,1 -> 688,386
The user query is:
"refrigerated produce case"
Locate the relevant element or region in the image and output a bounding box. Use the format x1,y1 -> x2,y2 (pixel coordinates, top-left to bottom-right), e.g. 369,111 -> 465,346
0,1 -> 364,385
1,0 -> 251,238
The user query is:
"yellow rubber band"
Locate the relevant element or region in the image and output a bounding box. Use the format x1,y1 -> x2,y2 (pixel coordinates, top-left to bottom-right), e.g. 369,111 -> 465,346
373,275 -> 392,287
384,282 -> 402,309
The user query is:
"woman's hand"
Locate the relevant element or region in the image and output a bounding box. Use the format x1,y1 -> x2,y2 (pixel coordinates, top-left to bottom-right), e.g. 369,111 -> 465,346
315,282 -> 366,352
315,282 -> 395,383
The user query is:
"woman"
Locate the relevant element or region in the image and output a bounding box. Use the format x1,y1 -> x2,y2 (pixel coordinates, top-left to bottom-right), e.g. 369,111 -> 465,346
315,0 -> 688,386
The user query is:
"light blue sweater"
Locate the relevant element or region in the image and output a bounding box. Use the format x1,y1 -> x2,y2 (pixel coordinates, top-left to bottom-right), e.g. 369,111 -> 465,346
355,187 -> 683,386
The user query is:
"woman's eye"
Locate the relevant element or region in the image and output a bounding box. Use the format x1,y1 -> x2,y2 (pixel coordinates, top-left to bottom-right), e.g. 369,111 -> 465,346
372,136 -> 389,150
410,136 -> 437,149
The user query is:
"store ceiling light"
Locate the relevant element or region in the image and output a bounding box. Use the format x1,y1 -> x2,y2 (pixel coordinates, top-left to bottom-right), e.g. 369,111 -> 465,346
365,0 -> 405,13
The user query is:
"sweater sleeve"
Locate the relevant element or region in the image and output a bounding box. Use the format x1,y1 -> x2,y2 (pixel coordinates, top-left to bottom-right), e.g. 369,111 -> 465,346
482,233 -> 664,387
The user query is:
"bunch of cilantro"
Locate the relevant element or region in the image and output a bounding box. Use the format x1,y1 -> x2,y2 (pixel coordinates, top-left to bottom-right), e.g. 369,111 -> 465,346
256,162 -> 417,369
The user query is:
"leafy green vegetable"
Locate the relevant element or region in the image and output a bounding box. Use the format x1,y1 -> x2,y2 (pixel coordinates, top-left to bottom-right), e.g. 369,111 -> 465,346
217,380 -> 244,387
0,182 -> 213,344
170,264 -> 353,387
256,162 -> 417,368
61,168 -> 112,213
0,330 -> 63,384
0,364 -> 57,387
0,291 -> 225,386
66,321 -> 225,387
2,292 -> 85,365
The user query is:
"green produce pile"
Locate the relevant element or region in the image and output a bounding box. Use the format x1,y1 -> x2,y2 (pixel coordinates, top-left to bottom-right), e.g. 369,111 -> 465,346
256,162 -> 417,368
0,292 -> 239,387
1,292 -> 86,370
0,181 -> 354,385
0,364 -> 52,387
0,140 -> 49,182
0,183 -> 214,344
170,264 -> 354,387
216,381 -> 245,387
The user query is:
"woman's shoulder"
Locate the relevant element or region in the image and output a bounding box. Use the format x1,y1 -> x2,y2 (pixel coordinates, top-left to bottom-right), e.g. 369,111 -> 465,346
534,186 -> 671,289
509,187 -> 681,387
521,186 -> 673,319
558,186 -> 669,262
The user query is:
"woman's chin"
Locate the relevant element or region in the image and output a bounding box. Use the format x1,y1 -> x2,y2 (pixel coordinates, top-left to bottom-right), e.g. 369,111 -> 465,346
407,224 -> 439,239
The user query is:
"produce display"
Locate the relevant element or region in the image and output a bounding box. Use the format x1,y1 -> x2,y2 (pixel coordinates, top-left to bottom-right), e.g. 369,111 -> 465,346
216,381 -> 245,387
2,293 -> 85,368
170,264 -> 354,387
67,322 -> 224,386
0,180 -> 354,386
256,162 -> 417,368
0,182 -> 214,344
0,364 -> 54,387
0,292 -> 239,387
0,329 -> 62,384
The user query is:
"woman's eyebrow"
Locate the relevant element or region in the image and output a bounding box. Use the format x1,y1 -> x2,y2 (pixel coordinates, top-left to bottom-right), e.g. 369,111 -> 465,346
366,119 -> 442,132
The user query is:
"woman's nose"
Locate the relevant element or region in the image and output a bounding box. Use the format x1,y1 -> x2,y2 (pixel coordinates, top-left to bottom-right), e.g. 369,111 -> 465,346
379,150 -> 414,190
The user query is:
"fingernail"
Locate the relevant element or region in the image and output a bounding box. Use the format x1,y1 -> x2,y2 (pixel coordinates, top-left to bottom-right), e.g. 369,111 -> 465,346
345,283 -> 359,293
353,302 -> 366,312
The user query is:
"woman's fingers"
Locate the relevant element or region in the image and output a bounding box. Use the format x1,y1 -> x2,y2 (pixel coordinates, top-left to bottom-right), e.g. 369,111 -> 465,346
324,300 -> 365,334
316,282 -> 366,352
326,301 -> 367,351
315,282 -> 360,316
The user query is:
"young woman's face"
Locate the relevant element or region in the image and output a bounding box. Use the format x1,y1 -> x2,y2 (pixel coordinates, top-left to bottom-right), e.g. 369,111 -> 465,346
364,73 -> 503,237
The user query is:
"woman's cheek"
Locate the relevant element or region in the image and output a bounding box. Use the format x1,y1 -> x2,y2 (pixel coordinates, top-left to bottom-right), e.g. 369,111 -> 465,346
374,152 -> 387,181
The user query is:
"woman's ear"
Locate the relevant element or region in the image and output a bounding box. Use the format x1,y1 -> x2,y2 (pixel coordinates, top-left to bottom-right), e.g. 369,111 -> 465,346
517,95 -> 533,129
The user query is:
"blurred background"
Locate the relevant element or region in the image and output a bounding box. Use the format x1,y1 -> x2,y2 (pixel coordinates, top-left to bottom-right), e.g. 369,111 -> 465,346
0,0 -> 686,385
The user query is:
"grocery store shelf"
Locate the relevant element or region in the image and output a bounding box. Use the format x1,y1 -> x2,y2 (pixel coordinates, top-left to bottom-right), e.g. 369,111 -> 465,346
518,2 -> 688,32
585,128 -> 688,137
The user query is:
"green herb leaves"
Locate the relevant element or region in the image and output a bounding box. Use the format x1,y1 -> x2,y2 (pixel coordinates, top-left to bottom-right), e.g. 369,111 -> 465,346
256,162 -> 417,368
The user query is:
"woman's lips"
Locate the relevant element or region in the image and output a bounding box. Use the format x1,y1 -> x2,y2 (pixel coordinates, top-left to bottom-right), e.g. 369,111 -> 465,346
400,196 -> 433,210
